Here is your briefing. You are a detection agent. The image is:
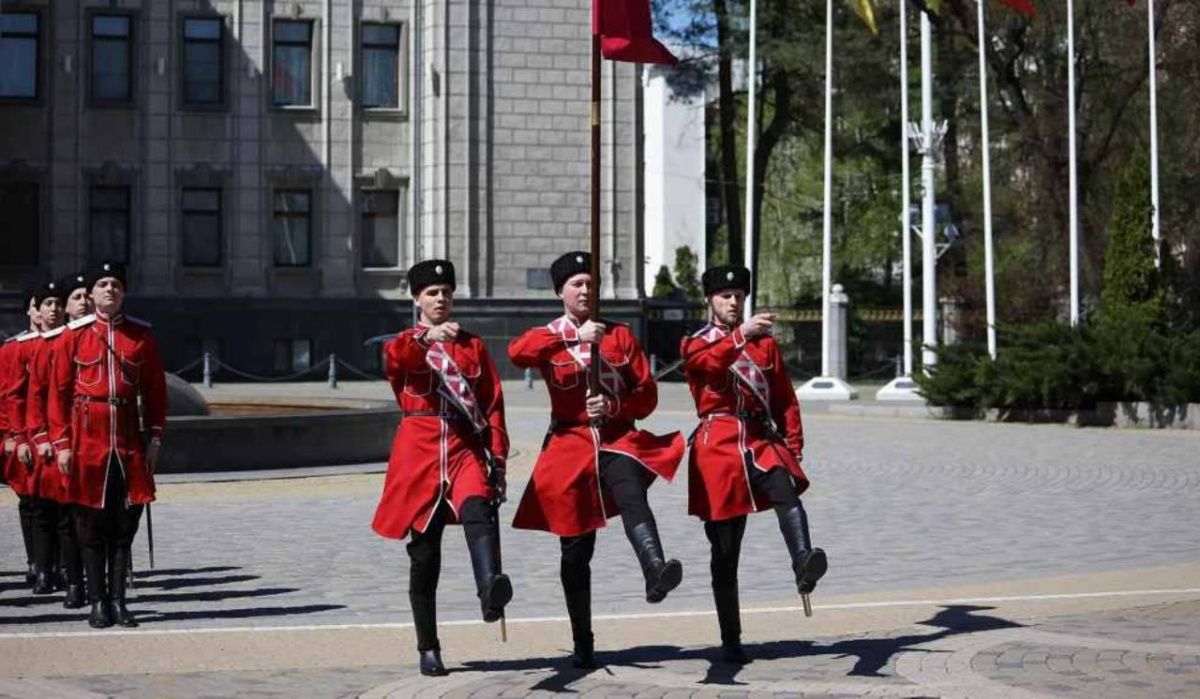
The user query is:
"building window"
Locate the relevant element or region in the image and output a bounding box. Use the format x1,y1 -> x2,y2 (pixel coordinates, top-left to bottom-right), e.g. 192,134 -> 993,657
361,190 -> 401,268
91,15 -> 132,105
182,17 -> 223,106
89,186 -> 130,264
361,23 -> 401,109
273,338 -> 312,374
273,189 -> 312,266
272,20 -> 312,107
181,188 -> 222,267
0,13 -> 39,100
0,183 -> 39,266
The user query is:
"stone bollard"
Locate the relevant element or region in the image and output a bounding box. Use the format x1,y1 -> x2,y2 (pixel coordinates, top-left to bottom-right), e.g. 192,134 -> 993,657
524,367 -> 534,389
203,352 -> 213,388
828,284 -> 850,380
650,354 -> 659,375
328,354 -> 338,389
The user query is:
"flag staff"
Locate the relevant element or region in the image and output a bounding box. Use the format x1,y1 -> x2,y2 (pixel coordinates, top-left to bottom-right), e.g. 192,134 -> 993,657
977,0 -> 997,358
743,0 -> 759,318
589,26 -> 603,384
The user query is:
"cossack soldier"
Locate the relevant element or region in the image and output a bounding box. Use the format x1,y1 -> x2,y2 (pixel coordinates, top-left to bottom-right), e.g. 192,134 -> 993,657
49,261 -> 167,629
371,259 -> 512,677
508,250 -> 685,669
680,265 -> 828,664
3,288 -> 46,585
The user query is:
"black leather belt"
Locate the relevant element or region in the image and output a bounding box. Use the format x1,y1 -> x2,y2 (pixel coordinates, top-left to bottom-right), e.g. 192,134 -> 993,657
76,396 -> 132,407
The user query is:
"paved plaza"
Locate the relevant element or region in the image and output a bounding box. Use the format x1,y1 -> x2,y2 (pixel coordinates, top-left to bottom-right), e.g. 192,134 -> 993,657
0,382 -> 1198,697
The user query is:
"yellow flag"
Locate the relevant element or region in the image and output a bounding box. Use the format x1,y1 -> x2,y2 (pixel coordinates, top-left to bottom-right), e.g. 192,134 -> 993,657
850,0 -> 879,35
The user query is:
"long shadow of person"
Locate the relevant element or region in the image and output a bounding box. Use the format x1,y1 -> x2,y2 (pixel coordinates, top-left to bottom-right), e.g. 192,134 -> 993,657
462,605 -> 1024,691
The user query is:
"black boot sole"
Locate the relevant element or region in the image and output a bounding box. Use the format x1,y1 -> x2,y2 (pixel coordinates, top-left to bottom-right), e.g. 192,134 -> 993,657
795,548 -> 828,594
481,574 -> 513,623
646,559 -> 683,604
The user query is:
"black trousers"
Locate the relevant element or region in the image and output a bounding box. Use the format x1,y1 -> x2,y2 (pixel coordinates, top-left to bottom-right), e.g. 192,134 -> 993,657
558,451 -> 658,643
74,459 -> 143,602
18,495 -> 36,566
406,496 -> 495,652
30,497 -> 60,577
704,465 -> 812,644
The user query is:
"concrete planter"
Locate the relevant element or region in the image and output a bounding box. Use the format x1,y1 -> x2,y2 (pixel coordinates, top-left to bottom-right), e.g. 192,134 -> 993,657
158,402 -> 399,473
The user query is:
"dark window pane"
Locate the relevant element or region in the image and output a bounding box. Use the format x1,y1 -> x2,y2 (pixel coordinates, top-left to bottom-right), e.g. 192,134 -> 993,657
89,187 -> 130,264
274,21 -> 311,43
184,18 -> 221,40
0,183 -> 39,266
92,16 -> 131,103
273,190 -> 311,266
1,14 -> 38,34
362,24 -> 399,46
273,46 -> 310,105
183,18 -> 222,105
0,13 -> 38,99
93,16 -> 130,37
183,189 -> 220,211
361,23 -> 399,109
361,191 -> 400,268
182,188 -> 222,266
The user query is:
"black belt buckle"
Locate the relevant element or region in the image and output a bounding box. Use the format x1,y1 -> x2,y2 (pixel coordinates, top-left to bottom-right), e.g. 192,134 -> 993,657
108,397 -> 125,407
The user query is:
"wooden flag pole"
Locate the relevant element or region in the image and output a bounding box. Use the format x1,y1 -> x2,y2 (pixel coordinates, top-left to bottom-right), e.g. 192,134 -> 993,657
589,29 -> 602,388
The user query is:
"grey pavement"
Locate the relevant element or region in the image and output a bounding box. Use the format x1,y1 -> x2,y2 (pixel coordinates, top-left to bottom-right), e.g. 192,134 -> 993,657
1,383 -> 1199,696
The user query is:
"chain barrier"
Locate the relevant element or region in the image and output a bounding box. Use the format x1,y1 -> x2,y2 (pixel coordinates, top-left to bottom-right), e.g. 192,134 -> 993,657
170,356 -> 204,376
212,357 -> 332,383
335,358 -> 385,381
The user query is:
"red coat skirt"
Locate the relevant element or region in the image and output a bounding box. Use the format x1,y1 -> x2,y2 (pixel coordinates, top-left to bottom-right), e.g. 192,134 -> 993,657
687,415 -> 809,522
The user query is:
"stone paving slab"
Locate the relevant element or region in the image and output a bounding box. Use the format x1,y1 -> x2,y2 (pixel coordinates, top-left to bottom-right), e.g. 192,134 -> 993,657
4,599 -> 1200,697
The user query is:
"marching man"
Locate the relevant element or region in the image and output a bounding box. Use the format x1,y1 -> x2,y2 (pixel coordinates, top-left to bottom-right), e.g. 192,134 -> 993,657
50,261 -> 167,628
509,251 -> 685,669
3,288 -> 46,585
680,265 -> 828,663
371,259 -> 512,677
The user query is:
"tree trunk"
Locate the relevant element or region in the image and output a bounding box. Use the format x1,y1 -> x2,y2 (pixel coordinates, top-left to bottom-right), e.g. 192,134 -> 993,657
715,0 -> 743,265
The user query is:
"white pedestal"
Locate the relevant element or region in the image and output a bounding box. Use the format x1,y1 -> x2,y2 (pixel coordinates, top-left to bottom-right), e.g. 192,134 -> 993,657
796,377 -> 859,401
876,376 -> 924,402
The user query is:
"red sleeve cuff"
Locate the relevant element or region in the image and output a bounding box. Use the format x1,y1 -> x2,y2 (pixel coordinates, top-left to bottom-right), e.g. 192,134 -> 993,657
732,327 -> 747,349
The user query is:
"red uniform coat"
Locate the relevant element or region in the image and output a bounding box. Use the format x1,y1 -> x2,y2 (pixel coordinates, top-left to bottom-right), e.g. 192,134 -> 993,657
509,317 -> 684,537
371,326 -> 509,541
2,332 -> 40,496
24,329 -> 68,502
48,314 -> 167,509
681,323 -> 808,521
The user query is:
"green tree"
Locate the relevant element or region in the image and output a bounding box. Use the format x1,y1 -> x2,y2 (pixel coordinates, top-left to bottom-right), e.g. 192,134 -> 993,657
652,265 -> 678,298
1100,150 -> 1162,322
673,246 -> 703,300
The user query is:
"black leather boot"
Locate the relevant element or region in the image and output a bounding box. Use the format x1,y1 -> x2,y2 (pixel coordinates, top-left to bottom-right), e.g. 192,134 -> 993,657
628,521 -> 682,603
464,510 -> 513,624
713,583 -> 747,663
32,570 -> 55,595
81,546 -> 110,628
108,546 -> 138,628
777,505 -> 827,594
563,583 -> 596,668
572,634 -> 596,669
64,584 -> 87,609
419,648 -> 449,677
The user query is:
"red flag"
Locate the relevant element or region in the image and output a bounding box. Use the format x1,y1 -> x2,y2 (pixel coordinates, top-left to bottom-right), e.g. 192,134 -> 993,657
998,0 -> 1038,17
593,0 -> 679,65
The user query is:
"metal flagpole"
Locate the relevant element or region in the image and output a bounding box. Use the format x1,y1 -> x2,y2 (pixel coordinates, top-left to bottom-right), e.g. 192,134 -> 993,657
1067,0 -> 1079,325
900,0 -> 913,375
920,8 -> 937,369
743,0 -> 758,318
589,25 -> 602,384
1148,0 -> 1161,267
977,0 -> 997,359
820,0 -> 834,378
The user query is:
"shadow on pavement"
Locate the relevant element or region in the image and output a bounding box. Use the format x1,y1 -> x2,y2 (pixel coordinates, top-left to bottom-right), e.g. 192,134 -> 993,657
135,566 -> 241,578
138,574 -> 261,590
0,587 -> 299,608
141,603 -> 346,623
461,605 -> 1024,689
